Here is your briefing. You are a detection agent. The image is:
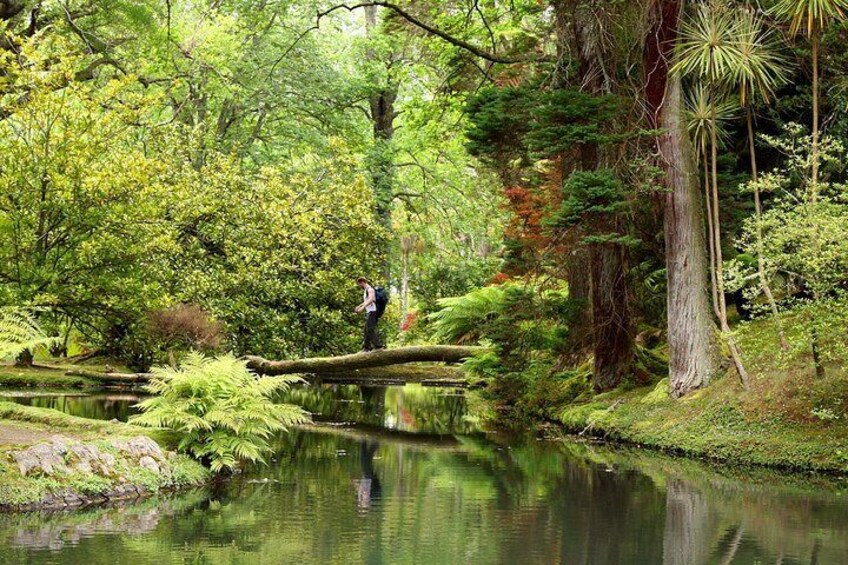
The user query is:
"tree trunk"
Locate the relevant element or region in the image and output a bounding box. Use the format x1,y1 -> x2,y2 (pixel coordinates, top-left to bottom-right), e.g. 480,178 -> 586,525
811,30 -> 819,200
245,345 -> 485,375
365,5 -> 397,280
709,91 -> 749,389
400,246 -> 410,322
645,0 -> 718,396
703,150 -> 720,318
590,242 -> 633,391
747,106 -> 789,351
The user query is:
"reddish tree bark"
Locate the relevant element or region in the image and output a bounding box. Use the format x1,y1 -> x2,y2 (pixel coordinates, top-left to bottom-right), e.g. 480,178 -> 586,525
644,0 -> 718,397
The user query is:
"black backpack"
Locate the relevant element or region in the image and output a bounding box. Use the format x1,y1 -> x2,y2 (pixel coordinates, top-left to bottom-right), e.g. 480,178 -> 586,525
374,286 -> 389,317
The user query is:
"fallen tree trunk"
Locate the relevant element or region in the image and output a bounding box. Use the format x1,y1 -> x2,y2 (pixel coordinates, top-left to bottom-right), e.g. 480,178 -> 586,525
313,365 -> 474,386
65,370 -> 153,384
245,345 -> 484,376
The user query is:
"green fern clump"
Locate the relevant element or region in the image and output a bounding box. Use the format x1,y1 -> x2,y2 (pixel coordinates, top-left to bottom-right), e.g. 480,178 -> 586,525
0,308 -> 59,360
427,284 -> 516,343
131,353 -> 309,473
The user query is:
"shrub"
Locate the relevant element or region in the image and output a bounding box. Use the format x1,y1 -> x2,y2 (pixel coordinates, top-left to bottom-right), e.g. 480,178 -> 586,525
131,353 -> 309,473
147,304 -> 225,360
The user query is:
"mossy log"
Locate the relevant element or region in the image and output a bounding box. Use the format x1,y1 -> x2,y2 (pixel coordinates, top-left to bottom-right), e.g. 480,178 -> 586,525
312,365 -> 473,386
64,370 -> 153,384
244,345 -> 484,376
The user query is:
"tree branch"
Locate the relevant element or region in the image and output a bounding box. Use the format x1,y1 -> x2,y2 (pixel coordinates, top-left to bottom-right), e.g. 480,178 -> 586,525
316,2 -> 547,64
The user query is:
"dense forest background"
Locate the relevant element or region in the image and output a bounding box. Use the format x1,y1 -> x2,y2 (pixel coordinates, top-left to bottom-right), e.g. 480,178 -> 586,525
3,0 -> 848,415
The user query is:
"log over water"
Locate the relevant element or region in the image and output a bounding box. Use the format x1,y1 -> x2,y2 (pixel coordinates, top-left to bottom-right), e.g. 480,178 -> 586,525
64,346 -> 485,386
244,345 -> 485,376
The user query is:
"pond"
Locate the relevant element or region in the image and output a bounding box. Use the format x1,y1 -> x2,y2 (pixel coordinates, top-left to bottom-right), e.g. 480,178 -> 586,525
1,384 -> 847,564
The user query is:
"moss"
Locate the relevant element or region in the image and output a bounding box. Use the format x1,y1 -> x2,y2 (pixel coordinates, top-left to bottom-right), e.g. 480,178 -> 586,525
0,403 -> 210,508
0,370 -> 97,389
556,375 -> 848,473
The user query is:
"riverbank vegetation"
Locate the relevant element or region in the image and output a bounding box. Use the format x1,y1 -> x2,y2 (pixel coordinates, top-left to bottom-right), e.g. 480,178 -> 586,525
2,0 -> 848,478
0,401 -> 208,509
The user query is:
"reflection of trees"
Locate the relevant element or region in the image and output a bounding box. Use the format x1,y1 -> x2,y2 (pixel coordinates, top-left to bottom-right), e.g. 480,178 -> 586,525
662,478 -> 717,565
2,404 -> 847,563
279,384 -> 479,434
6,393 -> 140,422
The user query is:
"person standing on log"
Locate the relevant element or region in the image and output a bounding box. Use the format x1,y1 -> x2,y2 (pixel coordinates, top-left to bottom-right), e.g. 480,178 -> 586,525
355,277 -> 383,352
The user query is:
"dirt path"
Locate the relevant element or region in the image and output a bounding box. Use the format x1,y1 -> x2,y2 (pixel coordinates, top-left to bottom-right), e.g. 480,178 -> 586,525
0,422 -> 60,446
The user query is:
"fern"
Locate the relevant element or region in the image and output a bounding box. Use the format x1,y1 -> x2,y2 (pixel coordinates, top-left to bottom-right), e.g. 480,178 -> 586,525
131,352 -> 310,473
427,285 -> 511,343
0,308 -> 59,360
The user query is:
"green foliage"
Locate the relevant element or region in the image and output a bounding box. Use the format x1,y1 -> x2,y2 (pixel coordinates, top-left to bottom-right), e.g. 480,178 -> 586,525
771,0 -> 848,38
0,308 -> 58,360
428,285 -> 514,344
551,169 -> 637,246
465,87 -> 535,167
735,125 -> 848,371
132,353 -> 310,473
525,90 -> 623,159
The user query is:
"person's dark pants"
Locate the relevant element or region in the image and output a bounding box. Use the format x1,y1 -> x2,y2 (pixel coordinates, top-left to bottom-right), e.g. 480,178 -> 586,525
362,311 -> 382,351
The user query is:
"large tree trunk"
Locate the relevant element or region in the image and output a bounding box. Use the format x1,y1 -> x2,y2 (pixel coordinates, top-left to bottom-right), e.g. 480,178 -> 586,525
591,242 -> 633,391
365,5 -> 397,280
551,0 -> 633,385
645,0 -> 718,397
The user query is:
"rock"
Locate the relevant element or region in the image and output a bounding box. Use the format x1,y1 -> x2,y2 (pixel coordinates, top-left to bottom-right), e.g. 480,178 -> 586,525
11,442 -> 70,477
138,456 -> 160,475
110,436 -> 166,462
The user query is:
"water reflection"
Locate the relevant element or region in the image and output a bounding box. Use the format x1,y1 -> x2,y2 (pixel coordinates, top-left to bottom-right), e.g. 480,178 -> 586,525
1,385 -> 846,564
0,392 -> 142,422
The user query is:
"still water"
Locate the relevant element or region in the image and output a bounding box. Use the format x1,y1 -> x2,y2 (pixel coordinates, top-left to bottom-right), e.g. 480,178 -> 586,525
1,385 -> 847,564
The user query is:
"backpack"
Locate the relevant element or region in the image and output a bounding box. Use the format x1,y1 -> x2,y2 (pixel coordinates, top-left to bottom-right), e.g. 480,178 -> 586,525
374,286 -> 389,318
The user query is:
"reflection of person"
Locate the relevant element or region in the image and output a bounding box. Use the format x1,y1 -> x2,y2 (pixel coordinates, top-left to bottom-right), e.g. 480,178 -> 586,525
355,277 -> 383,352
353,440 -> 381,511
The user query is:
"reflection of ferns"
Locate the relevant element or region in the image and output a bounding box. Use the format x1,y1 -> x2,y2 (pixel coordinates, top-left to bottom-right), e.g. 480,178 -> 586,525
131,353 -> 310,473
0,308 -> 59,360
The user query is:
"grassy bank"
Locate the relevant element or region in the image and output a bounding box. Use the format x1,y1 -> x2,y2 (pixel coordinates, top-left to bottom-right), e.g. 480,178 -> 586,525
0,402 -> 208,510
0,365 -> 99,389
557,376 -> 848,473
549,316 -> 848,474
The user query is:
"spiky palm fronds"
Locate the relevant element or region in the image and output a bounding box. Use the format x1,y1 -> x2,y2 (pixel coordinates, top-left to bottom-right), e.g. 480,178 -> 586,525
0,308 -> 59,360
771,0 -> 848,37
735,6 -> 791,105
131,352 -> 309,473
686,83 -> 738,158
673,1 -> 746,83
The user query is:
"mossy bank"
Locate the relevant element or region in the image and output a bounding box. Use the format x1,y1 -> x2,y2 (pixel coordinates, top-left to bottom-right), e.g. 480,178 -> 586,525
553,373 -> 848,474
0,402 -> 209,511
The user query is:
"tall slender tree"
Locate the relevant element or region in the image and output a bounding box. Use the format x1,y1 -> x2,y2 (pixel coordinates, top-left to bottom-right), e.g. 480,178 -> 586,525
734,6 -> 790,350
772,0 -> 848,198
674,0 -> 749,388
645,0 -> 720,397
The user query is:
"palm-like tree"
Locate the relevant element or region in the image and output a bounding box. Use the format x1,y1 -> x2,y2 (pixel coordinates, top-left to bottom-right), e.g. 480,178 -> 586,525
771,0 -> 848,198
735,6 -> 791,350
674,0 -> 750,388
686,84 -> 736,320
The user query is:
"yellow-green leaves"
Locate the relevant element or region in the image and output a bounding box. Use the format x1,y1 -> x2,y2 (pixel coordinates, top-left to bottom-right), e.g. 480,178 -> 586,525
132,352 -> 309,473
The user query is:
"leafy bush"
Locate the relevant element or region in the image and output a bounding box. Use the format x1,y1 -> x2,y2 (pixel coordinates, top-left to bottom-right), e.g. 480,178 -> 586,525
131,353 -> 309,473
146,304 -> 225,364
